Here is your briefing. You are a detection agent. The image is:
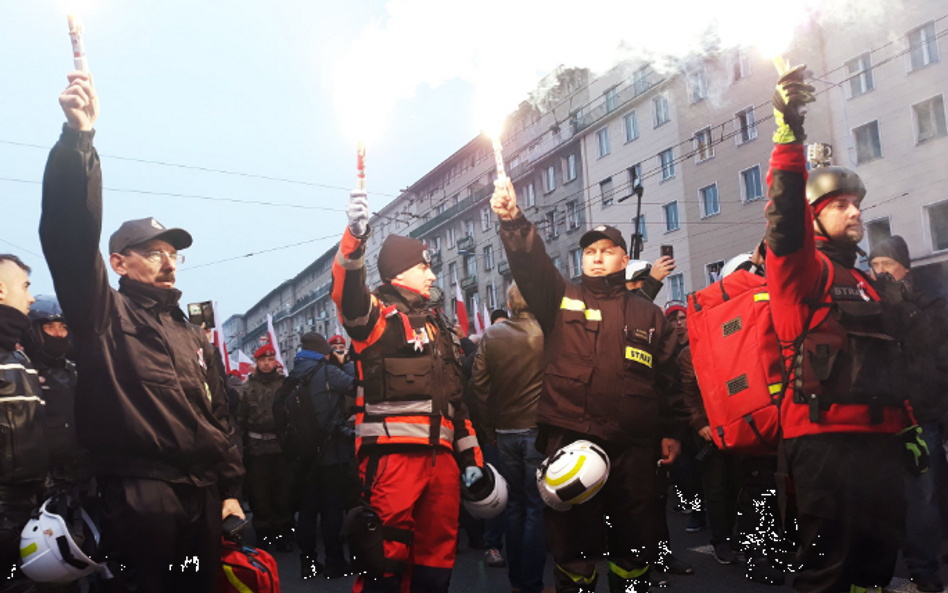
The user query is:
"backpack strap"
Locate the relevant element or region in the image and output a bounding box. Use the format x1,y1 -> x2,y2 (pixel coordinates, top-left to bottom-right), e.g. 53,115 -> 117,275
690,291 -> 702,313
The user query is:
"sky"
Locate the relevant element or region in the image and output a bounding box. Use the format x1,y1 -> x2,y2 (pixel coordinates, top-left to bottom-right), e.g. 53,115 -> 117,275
0,1 -> 483,319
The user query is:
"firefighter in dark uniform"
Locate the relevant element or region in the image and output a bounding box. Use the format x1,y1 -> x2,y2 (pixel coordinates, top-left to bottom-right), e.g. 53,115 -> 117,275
490,183 -> 685,593
334,190 -> 484,593
764,65 -> 916,593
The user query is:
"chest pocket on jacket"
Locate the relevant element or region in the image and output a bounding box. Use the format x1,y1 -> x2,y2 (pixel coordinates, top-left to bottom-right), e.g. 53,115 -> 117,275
559,297 -> 600,358
383,358 -> 433,403
118,318 -> 179,386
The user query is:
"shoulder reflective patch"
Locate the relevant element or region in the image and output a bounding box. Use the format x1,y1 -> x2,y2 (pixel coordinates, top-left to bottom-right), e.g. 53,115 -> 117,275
560,297 -> 601,320
768,383 -> 782,395
625,347 -> 653,368
754,293 -> 770,302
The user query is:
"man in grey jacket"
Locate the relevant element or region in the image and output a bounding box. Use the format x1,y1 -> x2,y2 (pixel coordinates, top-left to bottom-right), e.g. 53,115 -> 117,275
471,284 -> 547,593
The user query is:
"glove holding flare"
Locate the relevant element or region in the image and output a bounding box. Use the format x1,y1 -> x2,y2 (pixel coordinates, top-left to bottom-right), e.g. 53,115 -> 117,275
899,425 -> 930,477
346,189 -> 370,237
773,64 -> 816,144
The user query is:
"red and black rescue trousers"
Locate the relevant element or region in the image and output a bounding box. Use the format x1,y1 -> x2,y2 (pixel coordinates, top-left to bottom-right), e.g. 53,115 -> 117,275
544,431 -> 655,593
784,433 -> 904,593
352,450 -> 460,593
98,478 -> 222,593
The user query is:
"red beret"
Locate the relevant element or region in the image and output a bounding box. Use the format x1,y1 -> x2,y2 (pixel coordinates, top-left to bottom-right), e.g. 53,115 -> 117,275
254,344 -> 276,359
328,335 -> 346,346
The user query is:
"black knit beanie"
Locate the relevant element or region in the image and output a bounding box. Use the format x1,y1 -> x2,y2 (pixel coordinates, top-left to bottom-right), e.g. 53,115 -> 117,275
377,235 -> 430,282
868,235 -> 911,270
300,332 -> 332,356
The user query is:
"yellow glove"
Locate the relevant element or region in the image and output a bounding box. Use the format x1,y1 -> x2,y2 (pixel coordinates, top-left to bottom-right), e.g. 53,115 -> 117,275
773,64 -> 816,144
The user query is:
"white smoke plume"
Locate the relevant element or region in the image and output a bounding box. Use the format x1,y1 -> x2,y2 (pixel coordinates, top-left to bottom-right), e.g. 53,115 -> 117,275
334,0 -> 892,139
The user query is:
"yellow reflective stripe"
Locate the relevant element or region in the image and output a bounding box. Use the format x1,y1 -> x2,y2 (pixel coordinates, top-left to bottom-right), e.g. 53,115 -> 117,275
567,479 -> 605,504
560,297 -> 586,312
223,565 -> 255,593
608,562 -> 649,580
754,292 -> 770,302
625,347 -> 653,368
545,455 -> 586,486
585,309 -> 602,321
557,565 -> 597,585
20,543 -> 37,559
768,383 -> 782,395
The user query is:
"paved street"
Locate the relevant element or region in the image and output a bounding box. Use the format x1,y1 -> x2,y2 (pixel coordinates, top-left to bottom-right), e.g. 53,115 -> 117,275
270,509 -> 936,592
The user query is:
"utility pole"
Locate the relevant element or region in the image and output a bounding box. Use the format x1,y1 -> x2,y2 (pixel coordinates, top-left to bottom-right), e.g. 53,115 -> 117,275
618,167 -> 645,258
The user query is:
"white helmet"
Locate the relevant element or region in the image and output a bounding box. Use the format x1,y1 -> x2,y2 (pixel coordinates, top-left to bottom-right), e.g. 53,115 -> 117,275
720,251 -> 766,279
20,496 -> 103,583
537,440 -> 611,511
625,260 -> 652,282
460,463 -> 508,519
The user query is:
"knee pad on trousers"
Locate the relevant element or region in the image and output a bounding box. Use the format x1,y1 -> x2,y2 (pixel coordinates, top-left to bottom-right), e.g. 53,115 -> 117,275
343,506 -> 412,579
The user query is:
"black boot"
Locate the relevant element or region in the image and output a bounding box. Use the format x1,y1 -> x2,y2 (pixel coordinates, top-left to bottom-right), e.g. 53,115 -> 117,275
745,556 -> 785,586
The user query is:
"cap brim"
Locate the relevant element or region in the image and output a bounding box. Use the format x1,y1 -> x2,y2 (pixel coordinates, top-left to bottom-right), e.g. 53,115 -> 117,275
579,231 -> 610,249
130,228 -> 193,252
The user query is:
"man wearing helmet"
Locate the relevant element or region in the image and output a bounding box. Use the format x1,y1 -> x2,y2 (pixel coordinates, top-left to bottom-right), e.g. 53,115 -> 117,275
765,66 -> 911,593
491,184 -> 685,593
21,296 -> 92,495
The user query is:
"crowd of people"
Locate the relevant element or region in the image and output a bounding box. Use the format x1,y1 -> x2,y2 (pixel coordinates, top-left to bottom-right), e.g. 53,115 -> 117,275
0,64 -> 946,593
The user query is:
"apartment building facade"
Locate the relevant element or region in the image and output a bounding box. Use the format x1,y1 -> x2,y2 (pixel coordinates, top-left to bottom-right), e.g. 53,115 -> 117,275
226,7 -> 947,368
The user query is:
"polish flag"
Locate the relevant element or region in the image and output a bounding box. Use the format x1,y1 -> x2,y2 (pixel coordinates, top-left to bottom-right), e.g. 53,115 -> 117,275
455,283 -> 470,337
482,301 -> 492,330
473,293 -> 484,335
235,350 -> 253,380
266,313 -> 287,375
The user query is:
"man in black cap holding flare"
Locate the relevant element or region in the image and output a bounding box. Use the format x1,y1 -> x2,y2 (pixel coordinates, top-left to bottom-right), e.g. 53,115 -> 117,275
40,70 -> 244,593
490,179 -> 686,593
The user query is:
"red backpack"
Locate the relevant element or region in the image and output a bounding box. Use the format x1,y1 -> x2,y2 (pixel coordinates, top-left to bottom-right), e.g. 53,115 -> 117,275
220,538 -> 280,593
687,270 -> 785,455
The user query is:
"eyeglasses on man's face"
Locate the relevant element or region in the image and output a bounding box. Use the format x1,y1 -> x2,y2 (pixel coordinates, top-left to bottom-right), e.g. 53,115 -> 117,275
129,250 -> 185,265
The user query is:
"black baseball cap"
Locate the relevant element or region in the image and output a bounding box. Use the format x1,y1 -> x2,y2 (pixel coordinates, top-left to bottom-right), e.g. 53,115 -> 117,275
109,217 -> 193,255
579,225 -> 627,253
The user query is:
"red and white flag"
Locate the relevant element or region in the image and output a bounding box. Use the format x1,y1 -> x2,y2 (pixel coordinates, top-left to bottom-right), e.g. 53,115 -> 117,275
473,293 -> 484,335
234,350 -> 253,380
266,313 -> 287,375
455,283 -> 470,337
482,301 -> 492,330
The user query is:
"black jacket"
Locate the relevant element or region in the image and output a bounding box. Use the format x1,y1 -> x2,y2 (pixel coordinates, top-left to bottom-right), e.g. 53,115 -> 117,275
895,272 -> 948,424
0,346 -> 47,486
39,126 -> 243,499
28,353 -> 90,480
286,352 -> 355,466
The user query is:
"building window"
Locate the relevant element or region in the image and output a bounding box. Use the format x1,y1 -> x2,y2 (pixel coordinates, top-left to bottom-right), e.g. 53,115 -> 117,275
633,67 -> 650,94
694,126 -> 714,163
600,178 -> 615,208
653,94 -> 670,127
700,183 -> 720,217
436,202 -> 447,215
597,127 -> 611,158
908,21 -> 940,71
735,107 -> 757,145
729,48 -> 751,83
524,182 -> 536,207
913,95 -> 948,143
633,214 -> 648,242
545,166 -> 556,193
669,273 -> 685,301
465,255 -> 477,278
628,163 -> 643,196
552,256 -> 563,275
449,262 -> 457,285
846,52 -> 874,98
486,284 -> 497,309
864,217 -> 893,255
481,207 -> 492,231
664,201 -> 680,232
435,273 -> 444,290
853,120 -> 883,164
464,219 -> 475,238
688,65 -> 708,103
565,153 -> 578,181
546,211 -> 559,239
483,245 -> 494,271
569,248 -> 583,279
625,111 -> 639,142
567,201 -> 581,230
741,165 -> 764,202
430,235 -> 441,251
604,87 -> 619,113
659,148 -> 675,180
447,226 -> 457,247
705,260 -> 725,285
929,200 -> 948,252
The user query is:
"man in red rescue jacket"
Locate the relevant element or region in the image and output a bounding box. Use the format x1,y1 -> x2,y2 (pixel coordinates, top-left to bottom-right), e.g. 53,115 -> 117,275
764,66 -> 913,593
333,189 -> 484,593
